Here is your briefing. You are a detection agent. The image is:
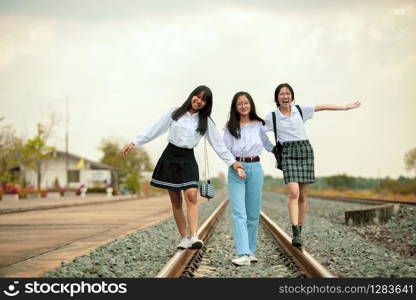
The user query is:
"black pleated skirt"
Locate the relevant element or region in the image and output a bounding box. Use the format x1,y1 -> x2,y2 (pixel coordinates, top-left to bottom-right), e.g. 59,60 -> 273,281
150,143 -> 199,190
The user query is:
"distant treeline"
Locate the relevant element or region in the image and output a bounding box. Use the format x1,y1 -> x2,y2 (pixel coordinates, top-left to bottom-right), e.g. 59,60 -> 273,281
265,174 -> 416,195
209,174 -> 416,195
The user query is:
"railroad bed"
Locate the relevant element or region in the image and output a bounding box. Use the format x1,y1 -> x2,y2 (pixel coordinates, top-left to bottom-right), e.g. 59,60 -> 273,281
261,192 -> 416,277
45,192 -> 416,278
158,199 -> 333,278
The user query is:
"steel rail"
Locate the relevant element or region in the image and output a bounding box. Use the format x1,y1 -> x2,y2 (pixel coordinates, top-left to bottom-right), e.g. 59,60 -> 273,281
157,197 -> 335,278
309,195 -> 415,207
156,198 -> 229,278
272,192 -> 415,206
260,211 -> 336,278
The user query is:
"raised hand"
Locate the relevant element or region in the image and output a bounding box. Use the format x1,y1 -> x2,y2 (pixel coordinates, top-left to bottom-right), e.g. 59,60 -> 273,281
345,101 -> 361,110
120,142 -> 135,157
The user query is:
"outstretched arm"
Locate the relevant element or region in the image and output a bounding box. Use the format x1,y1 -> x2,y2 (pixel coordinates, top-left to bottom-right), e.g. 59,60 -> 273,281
120,108 -> 175,157
315,101 -> 361,112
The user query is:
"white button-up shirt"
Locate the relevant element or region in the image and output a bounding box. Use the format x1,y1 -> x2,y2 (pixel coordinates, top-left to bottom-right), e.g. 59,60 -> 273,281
132,108 -> 236,166
223,122 -> 274,158
264,104 -> 315,142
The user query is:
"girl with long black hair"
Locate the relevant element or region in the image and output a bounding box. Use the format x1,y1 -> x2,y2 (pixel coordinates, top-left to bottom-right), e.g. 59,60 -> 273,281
223,91 -> 273,266
121,85 -> 244,250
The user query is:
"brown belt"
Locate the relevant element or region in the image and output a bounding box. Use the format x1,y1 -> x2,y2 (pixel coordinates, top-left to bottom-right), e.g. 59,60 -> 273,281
235,156 -> 260,162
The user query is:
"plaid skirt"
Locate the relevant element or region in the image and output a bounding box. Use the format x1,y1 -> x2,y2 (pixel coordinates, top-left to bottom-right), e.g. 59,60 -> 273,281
281,140 -> 315,184
150,143 -> 199,191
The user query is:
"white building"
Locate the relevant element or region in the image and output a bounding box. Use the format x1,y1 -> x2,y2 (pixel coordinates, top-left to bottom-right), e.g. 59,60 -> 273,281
24,151 -> 114,189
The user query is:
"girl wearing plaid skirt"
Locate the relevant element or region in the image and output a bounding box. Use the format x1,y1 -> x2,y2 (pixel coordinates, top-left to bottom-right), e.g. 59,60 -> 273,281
120,85 -> 244,250
223,92 -> 274,266
265,83 -> 361,247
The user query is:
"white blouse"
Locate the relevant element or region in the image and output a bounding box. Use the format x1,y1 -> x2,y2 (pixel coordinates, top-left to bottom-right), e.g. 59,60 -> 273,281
223,122 -> 274,158
264,104 -> 315,142
132,108 -> 236,167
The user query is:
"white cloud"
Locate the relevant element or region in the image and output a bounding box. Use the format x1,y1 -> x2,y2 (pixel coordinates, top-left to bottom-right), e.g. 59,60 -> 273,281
0,15 -> 55,67
1,1 -> 415,178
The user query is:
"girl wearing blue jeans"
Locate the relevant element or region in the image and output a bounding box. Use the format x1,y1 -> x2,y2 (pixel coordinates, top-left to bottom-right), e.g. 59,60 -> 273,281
223,92 -> 274,266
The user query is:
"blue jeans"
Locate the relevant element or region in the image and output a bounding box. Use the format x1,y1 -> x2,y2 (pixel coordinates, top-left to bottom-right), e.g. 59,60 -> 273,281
228,162 -> 264,256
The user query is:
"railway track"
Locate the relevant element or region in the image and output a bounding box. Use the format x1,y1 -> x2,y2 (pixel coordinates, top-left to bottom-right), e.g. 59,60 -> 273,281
156,198 -> 335,278
308,194 -> 416,207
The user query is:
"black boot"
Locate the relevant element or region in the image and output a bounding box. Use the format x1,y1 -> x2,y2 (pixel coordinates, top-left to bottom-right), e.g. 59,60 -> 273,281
291,225 -> 302,247
299,225 -> 302,235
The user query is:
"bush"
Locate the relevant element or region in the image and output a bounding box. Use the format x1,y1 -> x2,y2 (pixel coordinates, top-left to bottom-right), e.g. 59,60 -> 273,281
2,183 -> 19,194
19,186 -> 40,198
125,173 -> 140,194
48,178 -> 64,194
324,174 -> 356,190
85,187 -> 106,193
40,189 -> 48,197
374,178 -> 416,195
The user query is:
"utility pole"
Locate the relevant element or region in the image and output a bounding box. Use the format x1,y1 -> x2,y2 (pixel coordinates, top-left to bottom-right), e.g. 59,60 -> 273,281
65,98 -> 69,187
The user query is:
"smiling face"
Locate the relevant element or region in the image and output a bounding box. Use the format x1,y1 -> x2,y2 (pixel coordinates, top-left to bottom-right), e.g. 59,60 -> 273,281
190,91 -> 206,112
236,95 -> 251,117
277,87 -> 293,109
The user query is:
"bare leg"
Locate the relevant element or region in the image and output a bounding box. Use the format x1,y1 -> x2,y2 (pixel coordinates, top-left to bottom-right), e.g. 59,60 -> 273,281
298,183 -> 309,225
287,182 -> 300,225
183,188 -> 199,236
168,190 -> 187,238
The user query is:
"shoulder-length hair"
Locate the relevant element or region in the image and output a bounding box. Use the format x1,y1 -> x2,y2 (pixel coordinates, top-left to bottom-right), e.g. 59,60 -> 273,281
274,83 -> 295,107
171,85 -> 213,135
226,91 -> 265,139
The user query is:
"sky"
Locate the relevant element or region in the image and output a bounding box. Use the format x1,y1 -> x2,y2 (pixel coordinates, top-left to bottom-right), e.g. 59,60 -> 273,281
1,0 -> 415,179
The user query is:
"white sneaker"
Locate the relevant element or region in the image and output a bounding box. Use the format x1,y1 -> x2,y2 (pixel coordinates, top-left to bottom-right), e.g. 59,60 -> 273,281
249,255 -> 258,262
232,255 -> 251,266
189,235 -> 204,249
177,237 -> 191,249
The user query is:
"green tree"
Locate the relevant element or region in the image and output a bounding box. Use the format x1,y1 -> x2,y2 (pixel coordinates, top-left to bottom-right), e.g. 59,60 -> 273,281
0,125 -> 24,183
324,174 -> 356,190
125,173 -> 141,194
404,148 -> 416,177
98,138 -> 152,193
22,123 -> 56,189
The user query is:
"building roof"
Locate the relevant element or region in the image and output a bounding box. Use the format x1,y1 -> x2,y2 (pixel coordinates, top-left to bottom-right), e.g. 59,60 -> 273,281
55,151 -> 114,170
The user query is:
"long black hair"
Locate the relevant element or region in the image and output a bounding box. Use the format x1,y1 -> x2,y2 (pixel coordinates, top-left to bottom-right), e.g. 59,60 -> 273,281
226,91 -> 265,139
171,85 -> 213,135
274,83 -> 295,107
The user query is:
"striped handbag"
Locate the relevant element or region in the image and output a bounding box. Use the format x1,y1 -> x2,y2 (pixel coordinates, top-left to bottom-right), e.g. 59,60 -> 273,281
199,137 -> 216,199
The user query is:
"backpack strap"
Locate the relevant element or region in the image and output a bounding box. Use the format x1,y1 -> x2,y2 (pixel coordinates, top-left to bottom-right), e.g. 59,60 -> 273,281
272,112 -> 278,144
272,111 -> 284,170
295,104 -> 303,120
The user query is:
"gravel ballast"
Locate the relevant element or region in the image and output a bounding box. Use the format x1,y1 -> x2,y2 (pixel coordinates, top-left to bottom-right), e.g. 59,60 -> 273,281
44,191 -> 416,278
44,194 -> 227,278
261,192 -> 416,277
195,210 -> 302,278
